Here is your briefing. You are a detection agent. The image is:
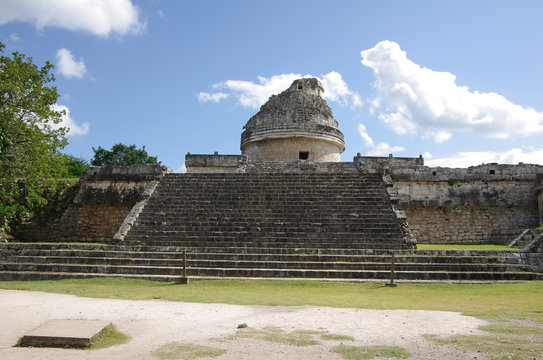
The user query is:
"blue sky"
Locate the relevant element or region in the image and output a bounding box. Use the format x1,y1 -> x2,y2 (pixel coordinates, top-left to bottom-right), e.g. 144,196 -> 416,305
1,0 -> 542,171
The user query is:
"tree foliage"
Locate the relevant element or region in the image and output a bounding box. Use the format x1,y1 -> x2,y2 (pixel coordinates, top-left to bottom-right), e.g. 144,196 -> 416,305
0,41 -> 68,232
59,154 -> 89,178
91,143 -> 159,166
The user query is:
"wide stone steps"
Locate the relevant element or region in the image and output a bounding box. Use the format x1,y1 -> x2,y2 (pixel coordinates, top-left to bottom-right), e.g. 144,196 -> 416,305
121,240 -> 405,250
4,248 -> 526,264
2,244 -> 541,282
1,266 -> 539,282
123,172 -> 407,249
3,257 -> 527,273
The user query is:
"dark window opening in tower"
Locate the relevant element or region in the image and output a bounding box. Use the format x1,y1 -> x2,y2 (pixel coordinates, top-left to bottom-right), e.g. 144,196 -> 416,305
297,83 -> 303,90
299,151 -> 309,160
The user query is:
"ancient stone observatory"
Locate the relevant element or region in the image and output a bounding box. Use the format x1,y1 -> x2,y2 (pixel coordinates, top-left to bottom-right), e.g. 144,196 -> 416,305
240,78 -> 345,162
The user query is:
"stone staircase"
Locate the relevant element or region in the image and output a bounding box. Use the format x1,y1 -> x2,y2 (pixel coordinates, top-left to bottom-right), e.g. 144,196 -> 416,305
122,173 -> 408,249
506,229 -> 543,249
1,243 -> 541,282
1,172 -> 541,282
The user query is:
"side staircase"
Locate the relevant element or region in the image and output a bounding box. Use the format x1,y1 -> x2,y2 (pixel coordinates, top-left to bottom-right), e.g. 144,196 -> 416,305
506,228 -> 543,249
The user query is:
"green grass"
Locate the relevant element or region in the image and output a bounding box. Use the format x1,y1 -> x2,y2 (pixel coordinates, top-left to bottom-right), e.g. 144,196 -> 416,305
219,326 -> 356,346
1,278 -> 542,323
425,323 -> 543,360
227,326 -> 322,346
417,243 -> 516,251
331,344 -> 410,359
320,333 -> 355,341
88,325 -> 130,350
151,343 -> 226,360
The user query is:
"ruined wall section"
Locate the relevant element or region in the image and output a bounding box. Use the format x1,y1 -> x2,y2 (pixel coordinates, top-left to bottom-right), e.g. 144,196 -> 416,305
390,164 -> 543,244
185,153 -> 247,173
60,164 -> 171,243
242,160 -> 359,173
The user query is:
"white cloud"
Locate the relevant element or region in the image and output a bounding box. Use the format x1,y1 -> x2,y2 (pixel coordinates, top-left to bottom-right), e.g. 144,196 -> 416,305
52,104 -> 90,136
422,130 -> 452,143
175,163 -> 187,173
357,122 -> 405,156
217,73 -> 302,108
197,92 -> 229,103
357,123 -> 374,147
368,97 -> 381,116
366,142 -> 406,157
426,148 -> 543,167
422,151 -> 433,159
0,0 -> 145,37
361,40 -> 543,142
9,33 -> 21,41
56,48 -> 87,79
202,72 -> 362,109
377,112 -> 416,135
320,71 -> 362,107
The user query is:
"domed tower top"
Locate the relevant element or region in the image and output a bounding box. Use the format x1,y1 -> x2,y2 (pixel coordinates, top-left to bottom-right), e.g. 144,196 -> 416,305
241,78 -> 345,162
290,77 -> 324,96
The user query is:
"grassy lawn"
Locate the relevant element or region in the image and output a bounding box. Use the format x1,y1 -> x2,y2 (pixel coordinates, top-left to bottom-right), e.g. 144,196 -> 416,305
1,278 -> 542,359
0,278 -> 541,322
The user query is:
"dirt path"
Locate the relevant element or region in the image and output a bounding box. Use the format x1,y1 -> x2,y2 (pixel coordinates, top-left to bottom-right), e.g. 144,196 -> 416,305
0,289 -> 488,359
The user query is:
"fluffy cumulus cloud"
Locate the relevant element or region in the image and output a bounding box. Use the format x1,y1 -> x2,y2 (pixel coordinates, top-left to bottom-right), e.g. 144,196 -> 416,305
56,48 -> 87,79
357,123 -> 405,156
426,148 -> 543,168
320,72 -> 362,107
361,41 -> 543,142
51,104 -> 90,136
357,124 -> 374,147
199,72 -> 362,109
0,0 -> 145,37
197,92 -> 229,104
366,142 -> 406,157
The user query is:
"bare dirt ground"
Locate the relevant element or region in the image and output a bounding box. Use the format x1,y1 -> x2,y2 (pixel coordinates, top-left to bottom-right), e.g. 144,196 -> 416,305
0,289 -> 489,359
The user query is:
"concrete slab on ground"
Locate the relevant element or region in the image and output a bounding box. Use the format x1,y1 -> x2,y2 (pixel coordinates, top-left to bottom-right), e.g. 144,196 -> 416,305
21,319 -> 111,347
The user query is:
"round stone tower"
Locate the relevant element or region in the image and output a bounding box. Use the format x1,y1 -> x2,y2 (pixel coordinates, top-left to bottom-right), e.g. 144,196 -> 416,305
240,78 -> 345,162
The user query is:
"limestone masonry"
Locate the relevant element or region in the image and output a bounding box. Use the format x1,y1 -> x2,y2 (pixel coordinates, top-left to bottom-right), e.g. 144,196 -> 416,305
14,78 -> 543,247
3,78 -> 543,283
240,78 -> 345,162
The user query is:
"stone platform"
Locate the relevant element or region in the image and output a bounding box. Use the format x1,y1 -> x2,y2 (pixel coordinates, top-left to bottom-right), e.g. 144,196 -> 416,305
20,319 -> 111,347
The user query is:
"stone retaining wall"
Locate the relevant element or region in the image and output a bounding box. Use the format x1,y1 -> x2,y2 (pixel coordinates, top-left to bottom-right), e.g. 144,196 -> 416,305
405,205 -> 537,244
10,158 -> 543,246
60,203 -> 134,243
391,163 -> 543,244
185,153 -> 246,173
58,164 -> 170,243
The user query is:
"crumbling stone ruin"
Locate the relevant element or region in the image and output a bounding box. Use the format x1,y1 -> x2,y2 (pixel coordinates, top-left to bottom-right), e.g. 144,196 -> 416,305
2,78 -> 542,282
240,78 -> 344,162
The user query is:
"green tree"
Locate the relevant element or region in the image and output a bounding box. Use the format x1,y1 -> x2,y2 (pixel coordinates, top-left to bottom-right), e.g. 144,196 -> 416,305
59,154 -> 89,178
0,41 -> 68,231
91,143 -> 159,166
